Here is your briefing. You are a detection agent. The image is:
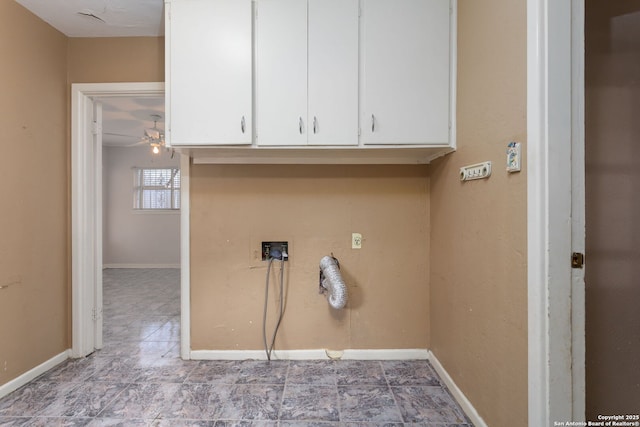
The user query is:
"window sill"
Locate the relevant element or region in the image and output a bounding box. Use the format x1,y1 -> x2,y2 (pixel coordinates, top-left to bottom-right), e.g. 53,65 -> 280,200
132,209 -> 181,215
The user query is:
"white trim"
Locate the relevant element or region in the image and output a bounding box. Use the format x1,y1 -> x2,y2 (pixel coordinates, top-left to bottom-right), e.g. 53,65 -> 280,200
103,264 -> 181,269
0,351 -> 70,399
187,147 -> 454,165
527,0 -> 577,423
71,83 -> 189,361
342,349 -> 429,360
71,88 -> 98,358
94,101 -> 104,350
428,350 -> 488,427
570,0 -> 586,419
189,350 -> 288,360
527,0 -> 549,419
179,154 -> 191,360
448,0 -> 457,151
190,348 -> 429,361
131,209 -> 181,215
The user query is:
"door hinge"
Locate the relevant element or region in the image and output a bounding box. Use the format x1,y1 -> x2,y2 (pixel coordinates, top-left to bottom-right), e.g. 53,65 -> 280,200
571,252 -> 584,269
91,307 -> 98,321
92,121 -> 103,136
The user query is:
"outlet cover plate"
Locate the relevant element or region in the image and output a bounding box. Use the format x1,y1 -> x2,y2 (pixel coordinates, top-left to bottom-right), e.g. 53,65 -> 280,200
460,161 -> 492,181
352,233 -> 362,249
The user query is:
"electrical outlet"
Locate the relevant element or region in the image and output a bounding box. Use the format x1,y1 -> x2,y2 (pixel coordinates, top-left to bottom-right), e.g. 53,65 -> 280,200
352,233 -> 362,249
261,241 -> 289,261
460,161 -> 492,182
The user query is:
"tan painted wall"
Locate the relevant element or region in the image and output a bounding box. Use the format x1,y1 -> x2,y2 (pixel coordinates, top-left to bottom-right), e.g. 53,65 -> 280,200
0,17 -> 164,386
585,1 -> 640,417
190,165 -> 429,351
67,37 -> 164,83
429,1 -> 528,426
0,2 -> 68,386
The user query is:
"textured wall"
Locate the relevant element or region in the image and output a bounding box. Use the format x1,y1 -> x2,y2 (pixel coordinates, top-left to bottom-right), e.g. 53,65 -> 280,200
190,164 -> 430,351
429,0 -> 528,426
0,2 -> 68,386
67,37 -> 164,83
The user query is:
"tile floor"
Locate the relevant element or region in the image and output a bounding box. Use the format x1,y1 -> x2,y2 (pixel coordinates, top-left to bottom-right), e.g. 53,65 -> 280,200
0,268 -> 473,427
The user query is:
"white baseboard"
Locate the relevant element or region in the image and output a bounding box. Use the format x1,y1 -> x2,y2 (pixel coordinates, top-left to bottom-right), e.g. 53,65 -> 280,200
103,264 -> 181,269
0,350 -> 70,400
190,348 -> 430,361
428,350 -> 488,427
343,349 -> 429,360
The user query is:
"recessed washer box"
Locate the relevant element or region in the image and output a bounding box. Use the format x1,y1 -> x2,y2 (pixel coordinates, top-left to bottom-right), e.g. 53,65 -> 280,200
261,241 -> 289,261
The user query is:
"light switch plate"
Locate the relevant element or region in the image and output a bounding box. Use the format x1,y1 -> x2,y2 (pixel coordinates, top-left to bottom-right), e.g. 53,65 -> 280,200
507,142 -> 521,173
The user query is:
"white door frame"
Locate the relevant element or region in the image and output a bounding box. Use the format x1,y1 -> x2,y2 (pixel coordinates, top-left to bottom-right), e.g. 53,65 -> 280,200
71,82 -> 191,359
527,0 -> 585,423
570,0 -> 586,418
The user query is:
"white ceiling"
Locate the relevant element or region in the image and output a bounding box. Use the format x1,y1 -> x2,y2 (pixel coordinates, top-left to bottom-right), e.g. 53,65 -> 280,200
15,0 -> 164,37
100,96 -> 164,147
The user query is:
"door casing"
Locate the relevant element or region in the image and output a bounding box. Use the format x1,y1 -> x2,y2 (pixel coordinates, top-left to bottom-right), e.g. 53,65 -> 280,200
71,82 -> 191,360
527,0 -> 586,423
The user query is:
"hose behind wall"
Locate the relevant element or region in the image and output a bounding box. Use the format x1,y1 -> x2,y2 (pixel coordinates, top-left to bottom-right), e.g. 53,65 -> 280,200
319,255 -> 348,309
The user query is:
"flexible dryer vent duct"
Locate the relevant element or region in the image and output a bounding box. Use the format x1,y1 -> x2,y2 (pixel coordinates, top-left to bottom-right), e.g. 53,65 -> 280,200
319,256 -> 348,309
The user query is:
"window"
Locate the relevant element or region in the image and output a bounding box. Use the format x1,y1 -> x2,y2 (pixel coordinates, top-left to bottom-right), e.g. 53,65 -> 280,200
133,168 -> 181,210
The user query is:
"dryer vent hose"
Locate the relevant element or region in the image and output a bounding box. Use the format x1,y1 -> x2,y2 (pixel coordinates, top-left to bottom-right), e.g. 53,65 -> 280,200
319,255 -> 348,310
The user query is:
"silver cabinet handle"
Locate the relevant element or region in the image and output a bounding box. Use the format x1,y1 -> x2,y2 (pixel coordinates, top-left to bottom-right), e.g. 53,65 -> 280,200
313,116 -> 318,134
299,117 -> 304,134
241,116 -> 246,134
371,114 -> 376,133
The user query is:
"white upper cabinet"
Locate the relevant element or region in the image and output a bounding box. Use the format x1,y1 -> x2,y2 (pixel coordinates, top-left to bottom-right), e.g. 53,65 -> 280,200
255,0 -> 307,146
165,0 -> 456,162
166,0 -> 252,145
307,0 -> 359,146
256,0 -> 359,146
360,0 -> 451,145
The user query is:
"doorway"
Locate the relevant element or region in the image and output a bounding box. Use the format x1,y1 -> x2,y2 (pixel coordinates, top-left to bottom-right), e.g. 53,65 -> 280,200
71,82 -> 191,360
584,1 -> 640,416
99,94 -> 181,359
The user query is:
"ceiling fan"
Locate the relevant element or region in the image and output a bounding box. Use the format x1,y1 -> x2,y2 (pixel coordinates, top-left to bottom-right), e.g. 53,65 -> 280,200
103,113 -> 167,154
141,114 -> 166,154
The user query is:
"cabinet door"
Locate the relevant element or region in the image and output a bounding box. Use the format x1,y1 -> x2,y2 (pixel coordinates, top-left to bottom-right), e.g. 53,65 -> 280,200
307,0 -> 359,146
256,0 -> 308,146
361,0 -> 451,145
167,0 -> 252,145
